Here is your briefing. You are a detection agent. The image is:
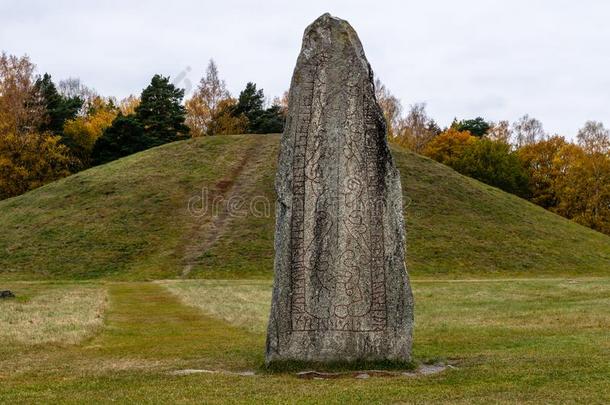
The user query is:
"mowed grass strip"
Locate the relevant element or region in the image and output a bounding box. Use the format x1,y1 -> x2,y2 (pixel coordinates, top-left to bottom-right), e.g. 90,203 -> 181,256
87,282 -> 263,369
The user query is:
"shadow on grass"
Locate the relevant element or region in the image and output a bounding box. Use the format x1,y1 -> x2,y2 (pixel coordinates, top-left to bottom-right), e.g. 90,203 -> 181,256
262,359 -> 418,374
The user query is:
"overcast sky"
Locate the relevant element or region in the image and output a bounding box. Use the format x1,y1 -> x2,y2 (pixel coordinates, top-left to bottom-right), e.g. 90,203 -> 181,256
2,0 -> 610,137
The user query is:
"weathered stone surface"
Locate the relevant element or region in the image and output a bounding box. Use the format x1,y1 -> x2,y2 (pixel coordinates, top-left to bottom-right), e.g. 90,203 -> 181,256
265,13 -> 414,364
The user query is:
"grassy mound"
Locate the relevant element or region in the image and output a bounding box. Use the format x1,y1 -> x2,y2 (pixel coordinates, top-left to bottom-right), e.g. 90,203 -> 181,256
0,134 -> 608,280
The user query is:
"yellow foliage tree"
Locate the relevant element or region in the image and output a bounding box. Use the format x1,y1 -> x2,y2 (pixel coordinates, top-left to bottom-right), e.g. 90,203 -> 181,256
423,128 -> 475,165
518,136 -> 569,208
392,103 -> 439,152
62,97 -> 117,167
0,131 -> 72,199
374,78 -> 402,139
0,52 -> 74,199
518,135 -> 610,236
118,95 -> 140,116
553,145 -> 610,235
206,98 -> 248,135
0,52 -> 45,134
185,59 -> 230,137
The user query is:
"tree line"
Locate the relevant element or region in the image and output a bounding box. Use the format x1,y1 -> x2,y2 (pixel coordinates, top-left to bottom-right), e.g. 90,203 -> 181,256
0,53 -> 285,199
376,80 -> 610,235
1,50 -> 608,236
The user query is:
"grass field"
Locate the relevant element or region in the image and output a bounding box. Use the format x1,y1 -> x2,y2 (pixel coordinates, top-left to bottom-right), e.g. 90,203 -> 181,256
0,278 -> 608,403
1,134 -> 609,403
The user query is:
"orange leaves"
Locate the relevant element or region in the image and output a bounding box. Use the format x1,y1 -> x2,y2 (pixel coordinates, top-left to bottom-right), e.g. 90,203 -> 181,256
423,128 -> 475,165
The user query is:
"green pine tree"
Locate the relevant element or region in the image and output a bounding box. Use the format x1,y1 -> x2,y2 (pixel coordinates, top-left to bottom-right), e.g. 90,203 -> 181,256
34,73 -> 83,134
251,104 -> 285,133
134,74 -> 189,145
453,117 -> 491,138
91,114 -> 151,165
233,82 -> 284,133
234,82 -> 264,123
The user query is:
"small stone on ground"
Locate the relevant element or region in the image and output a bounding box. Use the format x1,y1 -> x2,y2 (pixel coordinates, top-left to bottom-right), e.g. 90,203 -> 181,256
169,369 -> 256,377
0,290 -> 15,299
296,364 -> 449,379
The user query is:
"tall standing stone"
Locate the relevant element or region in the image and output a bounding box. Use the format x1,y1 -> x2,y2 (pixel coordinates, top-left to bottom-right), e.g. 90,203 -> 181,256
266,13 -> 413,364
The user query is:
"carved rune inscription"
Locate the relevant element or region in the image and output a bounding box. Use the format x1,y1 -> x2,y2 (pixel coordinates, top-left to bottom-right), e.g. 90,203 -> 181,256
266,13 -> 413,365
289,65 -> 387,333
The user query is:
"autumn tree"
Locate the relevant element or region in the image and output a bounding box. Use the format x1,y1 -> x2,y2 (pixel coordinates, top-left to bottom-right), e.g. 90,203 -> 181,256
0,131 -> 72,199
273,90 -> 289,119
576,121 -> 610,154
206,98 -> 248,135
0,52 -> 45,134
375,78 -> 402,138
394,103 -> 440,152
185,59 -> 230,137
0,53 -> 73,199
372,79 -> 439,148
62,96 -> 118,167
560,121 -> 610,233
486,120 -> 512,144
425,127 -> 529,196
516,130 -> 610,235
118,95 -> 140,115
553,143 -> 610,234
454,138 -> 530,197
512,114 -> 546,148
423,128 -> 475,165
518,136 -> 568,208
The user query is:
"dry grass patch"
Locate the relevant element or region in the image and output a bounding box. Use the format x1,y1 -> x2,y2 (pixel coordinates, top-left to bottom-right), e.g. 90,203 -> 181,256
158,280 -> 270,333
0,284 -> 107,345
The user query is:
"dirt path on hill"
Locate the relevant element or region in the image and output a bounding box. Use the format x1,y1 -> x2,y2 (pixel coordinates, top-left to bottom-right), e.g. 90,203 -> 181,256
180,138 -> 269,277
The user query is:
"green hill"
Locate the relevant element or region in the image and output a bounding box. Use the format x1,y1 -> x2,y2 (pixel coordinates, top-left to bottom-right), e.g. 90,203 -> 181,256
0,134 -> 608,280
